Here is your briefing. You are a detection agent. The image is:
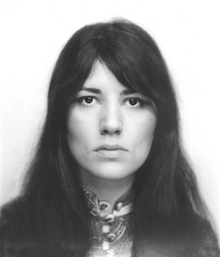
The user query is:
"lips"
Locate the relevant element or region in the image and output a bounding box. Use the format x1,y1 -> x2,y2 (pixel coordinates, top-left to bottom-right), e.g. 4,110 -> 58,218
94,144 -> 128,159
95,144 -> 127,151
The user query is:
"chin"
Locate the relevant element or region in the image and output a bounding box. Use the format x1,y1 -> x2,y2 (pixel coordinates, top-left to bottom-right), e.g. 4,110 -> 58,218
91,166 -> 135,181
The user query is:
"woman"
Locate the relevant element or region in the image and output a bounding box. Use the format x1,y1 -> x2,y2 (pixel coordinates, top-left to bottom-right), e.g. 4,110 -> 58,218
0,19 -> 219,257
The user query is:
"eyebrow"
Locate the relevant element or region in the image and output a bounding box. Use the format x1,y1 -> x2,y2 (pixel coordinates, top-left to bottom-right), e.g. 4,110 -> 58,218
121,89 -> 137,95
81,88 -> 101,94
81,88 -> 137,95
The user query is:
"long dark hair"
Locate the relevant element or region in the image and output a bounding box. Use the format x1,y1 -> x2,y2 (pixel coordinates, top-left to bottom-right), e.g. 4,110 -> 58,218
2,19 -> 209,255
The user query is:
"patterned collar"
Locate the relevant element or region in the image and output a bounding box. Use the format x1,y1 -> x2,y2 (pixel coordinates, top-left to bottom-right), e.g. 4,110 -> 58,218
83,188 -> 133,218
83,189 -> 134,256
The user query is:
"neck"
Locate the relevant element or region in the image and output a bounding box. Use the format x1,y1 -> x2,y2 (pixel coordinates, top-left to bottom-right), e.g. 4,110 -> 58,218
81,170 -> 134,208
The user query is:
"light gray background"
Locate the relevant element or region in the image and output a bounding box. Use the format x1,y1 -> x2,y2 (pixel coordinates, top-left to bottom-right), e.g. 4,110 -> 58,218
1,0 -> 219,236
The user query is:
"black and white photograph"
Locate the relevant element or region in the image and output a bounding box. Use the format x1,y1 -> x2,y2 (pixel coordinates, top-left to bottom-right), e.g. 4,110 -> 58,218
0,1 -> 220,256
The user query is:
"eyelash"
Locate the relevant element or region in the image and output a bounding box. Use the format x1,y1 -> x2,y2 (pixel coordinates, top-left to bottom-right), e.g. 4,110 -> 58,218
75,96 -> 99,106
123,98 -> 146,107
75,96 -> 148,108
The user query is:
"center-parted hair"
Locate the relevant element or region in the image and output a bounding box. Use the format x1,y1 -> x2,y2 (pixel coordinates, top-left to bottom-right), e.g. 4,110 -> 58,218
11,19 -> 207,254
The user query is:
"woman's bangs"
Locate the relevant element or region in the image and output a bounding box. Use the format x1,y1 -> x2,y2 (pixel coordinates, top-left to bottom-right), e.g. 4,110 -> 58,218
65,52 -> 97,107
98,51 -> 157,101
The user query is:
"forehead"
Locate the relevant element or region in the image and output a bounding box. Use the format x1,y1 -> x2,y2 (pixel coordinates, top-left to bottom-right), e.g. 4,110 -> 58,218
85,61 -> 123,84
82,61 -> 129,94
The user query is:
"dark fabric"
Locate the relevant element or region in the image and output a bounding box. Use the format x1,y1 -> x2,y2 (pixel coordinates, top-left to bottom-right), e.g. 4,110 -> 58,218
134,215 -> 220,257
0,198 -> 220,257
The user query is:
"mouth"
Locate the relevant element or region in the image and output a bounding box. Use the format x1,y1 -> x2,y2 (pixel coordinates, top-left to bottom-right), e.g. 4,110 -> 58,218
94,145 -> 128,159
95,144 -> 127,151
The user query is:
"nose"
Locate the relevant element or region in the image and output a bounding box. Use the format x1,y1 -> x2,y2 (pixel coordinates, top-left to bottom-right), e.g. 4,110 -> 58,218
100,104 -> 123,135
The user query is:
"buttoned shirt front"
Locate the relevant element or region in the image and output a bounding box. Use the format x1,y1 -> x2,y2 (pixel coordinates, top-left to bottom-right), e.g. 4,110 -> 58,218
84,189 -> 134,257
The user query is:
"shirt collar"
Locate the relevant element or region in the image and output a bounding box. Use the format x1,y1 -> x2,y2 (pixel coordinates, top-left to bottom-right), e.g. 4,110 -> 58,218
83,188 -> 133,217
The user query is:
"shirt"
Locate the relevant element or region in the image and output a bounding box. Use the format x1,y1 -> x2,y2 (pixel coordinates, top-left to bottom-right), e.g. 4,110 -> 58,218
84,189 -> 134,257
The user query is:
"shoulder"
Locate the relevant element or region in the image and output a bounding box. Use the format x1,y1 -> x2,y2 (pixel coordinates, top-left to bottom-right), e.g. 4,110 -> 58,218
0,198 -> 64,256
0,197 -> 36,239
172,214 -> 220,256
0,198 -> 84,257
186,214 -> 220,257
0,198 -> 35,256
0,198 -> 26,239
137,213 -> 220,257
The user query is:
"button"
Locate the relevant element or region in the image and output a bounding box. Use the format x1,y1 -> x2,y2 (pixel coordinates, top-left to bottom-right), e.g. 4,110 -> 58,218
102,225 -> 110,233
100,201 -> 110,211
107,233 -> 117,242
103,214 -> 115,224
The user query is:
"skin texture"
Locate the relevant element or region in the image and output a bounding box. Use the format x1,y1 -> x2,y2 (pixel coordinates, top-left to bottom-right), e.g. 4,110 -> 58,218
67,61 -> 157,202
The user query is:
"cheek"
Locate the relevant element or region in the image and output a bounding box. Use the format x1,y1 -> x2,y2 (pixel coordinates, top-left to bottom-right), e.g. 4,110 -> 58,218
67,110 -> 97,160
67,109 -> 88,140
134,112 -> 156,138
67,113 -> 86,151
133,115 -> 157,157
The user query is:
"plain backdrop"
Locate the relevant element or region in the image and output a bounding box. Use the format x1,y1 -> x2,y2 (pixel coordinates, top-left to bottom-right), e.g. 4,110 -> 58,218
0,0 -> 220,236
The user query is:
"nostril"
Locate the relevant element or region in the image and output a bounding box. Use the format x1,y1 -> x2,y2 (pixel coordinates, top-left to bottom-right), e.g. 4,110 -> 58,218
100,128 -> 122,136
101,129 -> 121,135
115,130 -> 121,135
101,129 -> 108,135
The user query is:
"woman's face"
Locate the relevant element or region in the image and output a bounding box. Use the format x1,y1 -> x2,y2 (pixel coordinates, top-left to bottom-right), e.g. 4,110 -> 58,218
67,61 -> 157,181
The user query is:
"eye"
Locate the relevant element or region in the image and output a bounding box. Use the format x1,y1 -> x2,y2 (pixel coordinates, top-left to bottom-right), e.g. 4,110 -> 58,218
124,98 -> 142,107
84,96 -> 94,104
76,96 -> 99,106
128,98 -> 139,106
